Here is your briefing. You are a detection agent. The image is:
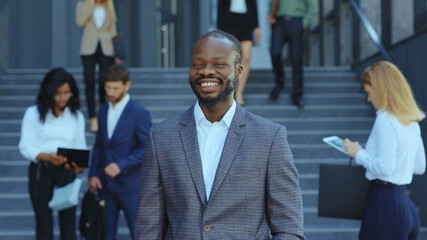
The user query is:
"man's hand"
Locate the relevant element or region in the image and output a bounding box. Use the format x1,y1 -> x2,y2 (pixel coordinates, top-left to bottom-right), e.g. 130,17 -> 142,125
89,176 -> 102,192
105,163 -> 121,178
114,57 -> 122,64
268,14 -> 276,24
269,0 -> 279,24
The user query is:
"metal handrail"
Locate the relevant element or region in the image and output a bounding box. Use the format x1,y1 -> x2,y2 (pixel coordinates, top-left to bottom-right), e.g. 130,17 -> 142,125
348,0 -> 392,62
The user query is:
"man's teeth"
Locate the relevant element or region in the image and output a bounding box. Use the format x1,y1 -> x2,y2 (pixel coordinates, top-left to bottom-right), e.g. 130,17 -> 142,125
201,82 -> 218,87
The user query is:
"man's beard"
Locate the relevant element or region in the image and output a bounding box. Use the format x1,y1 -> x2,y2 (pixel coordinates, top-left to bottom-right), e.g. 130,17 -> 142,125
190,75 -> 237,106
108,90 -> 126,104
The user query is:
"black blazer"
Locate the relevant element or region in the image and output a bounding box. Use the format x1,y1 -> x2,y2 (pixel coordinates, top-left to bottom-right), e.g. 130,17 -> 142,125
217,0 -> 259,30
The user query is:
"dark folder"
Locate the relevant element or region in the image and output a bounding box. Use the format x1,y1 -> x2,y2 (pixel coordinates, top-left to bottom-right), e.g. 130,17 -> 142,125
318,163 -> 370,220
57,148 -> 90,168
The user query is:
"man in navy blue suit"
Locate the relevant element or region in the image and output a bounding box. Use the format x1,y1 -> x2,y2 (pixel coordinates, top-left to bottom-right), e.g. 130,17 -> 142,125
89,64 -> 152,239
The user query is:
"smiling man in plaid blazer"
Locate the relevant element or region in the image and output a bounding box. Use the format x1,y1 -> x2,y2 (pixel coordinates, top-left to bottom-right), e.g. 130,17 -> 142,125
134,30 -> 305,240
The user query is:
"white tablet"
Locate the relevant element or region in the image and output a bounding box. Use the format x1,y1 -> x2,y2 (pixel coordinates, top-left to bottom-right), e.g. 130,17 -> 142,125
322,136 -> 351,156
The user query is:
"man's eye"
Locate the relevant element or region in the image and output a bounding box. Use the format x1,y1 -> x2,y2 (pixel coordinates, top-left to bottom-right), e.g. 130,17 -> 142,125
192,63 -> 203,68
215,63 -> 225,67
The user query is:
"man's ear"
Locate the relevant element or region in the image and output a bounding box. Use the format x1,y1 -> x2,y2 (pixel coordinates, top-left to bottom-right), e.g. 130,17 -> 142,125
125,81 -> 131,91
236,64 -> 244,78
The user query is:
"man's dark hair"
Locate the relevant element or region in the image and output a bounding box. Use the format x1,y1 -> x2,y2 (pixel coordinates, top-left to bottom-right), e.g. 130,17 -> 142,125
194,30 -> 242,66
36,68 -> 80,123
106,64 -> 130,84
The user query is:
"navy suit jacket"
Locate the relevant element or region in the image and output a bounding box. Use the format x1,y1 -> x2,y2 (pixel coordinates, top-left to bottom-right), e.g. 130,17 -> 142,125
89,98 -> 152,194
217,0 -> 259,30
135,104 -> 304,239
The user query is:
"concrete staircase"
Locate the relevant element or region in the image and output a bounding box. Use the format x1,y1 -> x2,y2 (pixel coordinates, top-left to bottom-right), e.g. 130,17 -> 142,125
0,67 -> 425,239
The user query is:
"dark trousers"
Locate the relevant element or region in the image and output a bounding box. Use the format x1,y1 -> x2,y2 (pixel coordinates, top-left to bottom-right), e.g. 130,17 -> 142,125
28,162 -> 76,240
101,190 -> 138,240
359,181 -> 420,240
81,43 -> 114,118
270,17 -> 304,99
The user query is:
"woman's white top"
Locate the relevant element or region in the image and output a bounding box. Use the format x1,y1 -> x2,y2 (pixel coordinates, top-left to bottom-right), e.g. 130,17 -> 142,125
355,110 -> 426,185
93,6 -> 106,29
230,0 -> 247,13
19,106 -> 87,163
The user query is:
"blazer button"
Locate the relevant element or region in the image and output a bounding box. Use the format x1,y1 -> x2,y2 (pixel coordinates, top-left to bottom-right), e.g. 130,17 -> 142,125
203,225 -> 211,232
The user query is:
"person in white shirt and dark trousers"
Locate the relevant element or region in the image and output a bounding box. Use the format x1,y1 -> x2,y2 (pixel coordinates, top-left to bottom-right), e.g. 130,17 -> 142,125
344,61 -> 426,240
19,68 -> 87,240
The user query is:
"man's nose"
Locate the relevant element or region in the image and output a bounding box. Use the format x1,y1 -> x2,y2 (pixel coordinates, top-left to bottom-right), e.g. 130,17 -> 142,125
199,64 -> 216,76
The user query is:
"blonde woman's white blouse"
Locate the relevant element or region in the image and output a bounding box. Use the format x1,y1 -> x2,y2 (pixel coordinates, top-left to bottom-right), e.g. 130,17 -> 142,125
355,110 -> 426,185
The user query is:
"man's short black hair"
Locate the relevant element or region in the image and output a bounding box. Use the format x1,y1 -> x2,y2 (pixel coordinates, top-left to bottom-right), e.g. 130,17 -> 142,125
194,30 -> 242,66
106,64 -> 130,84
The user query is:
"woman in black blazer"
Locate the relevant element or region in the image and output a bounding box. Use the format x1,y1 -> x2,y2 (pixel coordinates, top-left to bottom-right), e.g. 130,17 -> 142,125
217,0 -> 261,106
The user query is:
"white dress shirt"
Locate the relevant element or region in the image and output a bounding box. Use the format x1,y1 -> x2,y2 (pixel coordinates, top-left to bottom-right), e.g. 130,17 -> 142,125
19,106 -> 87,162
107,94 -> 130,139
194,100 -> 237,200
230,0 -> 247,13
355,110 -> 426,185
93,7 -> 106,29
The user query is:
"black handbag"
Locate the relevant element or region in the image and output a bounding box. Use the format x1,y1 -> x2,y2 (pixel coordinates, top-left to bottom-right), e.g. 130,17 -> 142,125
113,35 -> 126,60
79,191 -> 106,240
318,159 -> 370,220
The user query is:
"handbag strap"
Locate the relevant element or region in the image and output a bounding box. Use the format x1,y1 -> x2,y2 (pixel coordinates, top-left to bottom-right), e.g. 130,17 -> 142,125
349,157 -> 354,166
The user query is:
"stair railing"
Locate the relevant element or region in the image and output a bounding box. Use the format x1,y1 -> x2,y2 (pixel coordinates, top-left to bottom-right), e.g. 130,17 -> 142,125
347,0 -> 392,62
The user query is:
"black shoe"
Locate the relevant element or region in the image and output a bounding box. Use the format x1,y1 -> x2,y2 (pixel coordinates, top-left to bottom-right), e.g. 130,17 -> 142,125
270,86 -> 281,101
292,97 -> 305,108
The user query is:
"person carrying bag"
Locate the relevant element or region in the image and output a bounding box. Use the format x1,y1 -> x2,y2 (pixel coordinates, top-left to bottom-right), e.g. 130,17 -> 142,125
18,68 -> 87,240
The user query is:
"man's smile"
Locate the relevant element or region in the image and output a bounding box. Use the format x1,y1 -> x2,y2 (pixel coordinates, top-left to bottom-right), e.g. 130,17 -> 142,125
200,82 -> 218,87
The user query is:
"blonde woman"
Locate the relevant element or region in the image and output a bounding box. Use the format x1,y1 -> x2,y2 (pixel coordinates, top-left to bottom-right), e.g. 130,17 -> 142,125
343,61 -> 426,240
76,0 -> 119,132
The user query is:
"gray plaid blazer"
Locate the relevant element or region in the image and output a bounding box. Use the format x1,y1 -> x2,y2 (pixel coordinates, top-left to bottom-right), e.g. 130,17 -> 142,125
135,104 -> 305,240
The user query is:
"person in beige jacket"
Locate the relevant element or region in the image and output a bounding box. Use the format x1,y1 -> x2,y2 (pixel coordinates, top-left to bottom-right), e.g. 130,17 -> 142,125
76,0 -> 119,132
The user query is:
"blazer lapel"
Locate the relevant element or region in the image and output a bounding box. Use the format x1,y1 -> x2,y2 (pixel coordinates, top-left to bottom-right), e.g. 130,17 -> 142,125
100,105 -> 109,145
209,105 -> 247,201
180,106 -> 208,207
110,99 -> 132,141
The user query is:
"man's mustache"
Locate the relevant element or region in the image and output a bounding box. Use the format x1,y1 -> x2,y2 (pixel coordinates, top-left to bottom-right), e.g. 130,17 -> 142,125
195,75 -> 223,84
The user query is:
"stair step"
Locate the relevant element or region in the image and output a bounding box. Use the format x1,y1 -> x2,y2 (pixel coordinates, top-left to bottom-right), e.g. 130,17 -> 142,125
0,130 -> 370,146
0,67 -> 378,238
0,93 -> 368,106
0,116 -> 374,133
0,83 -> 362,96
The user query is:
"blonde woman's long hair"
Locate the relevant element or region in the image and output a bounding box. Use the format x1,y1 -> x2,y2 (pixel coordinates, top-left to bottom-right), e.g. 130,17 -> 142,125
362,61 -> 425,125
86,0 -> 117,22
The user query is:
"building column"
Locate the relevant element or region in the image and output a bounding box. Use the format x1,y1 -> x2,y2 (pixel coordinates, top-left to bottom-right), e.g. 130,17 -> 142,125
333,0 -> 341,65
352,0 -> 361,63
319,0 -> 324,66
381,0 -> 392,48
414,0 -> 427,33
51,0 -> 68,67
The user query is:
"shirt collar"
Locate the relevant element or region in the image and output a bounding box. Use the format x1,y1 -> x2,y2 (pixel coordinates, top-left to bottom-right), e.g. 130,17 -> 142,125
108,93 -> 130,110
376,109 -> 385,115
194,100 -> 237,128
47,106 -> 70,118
